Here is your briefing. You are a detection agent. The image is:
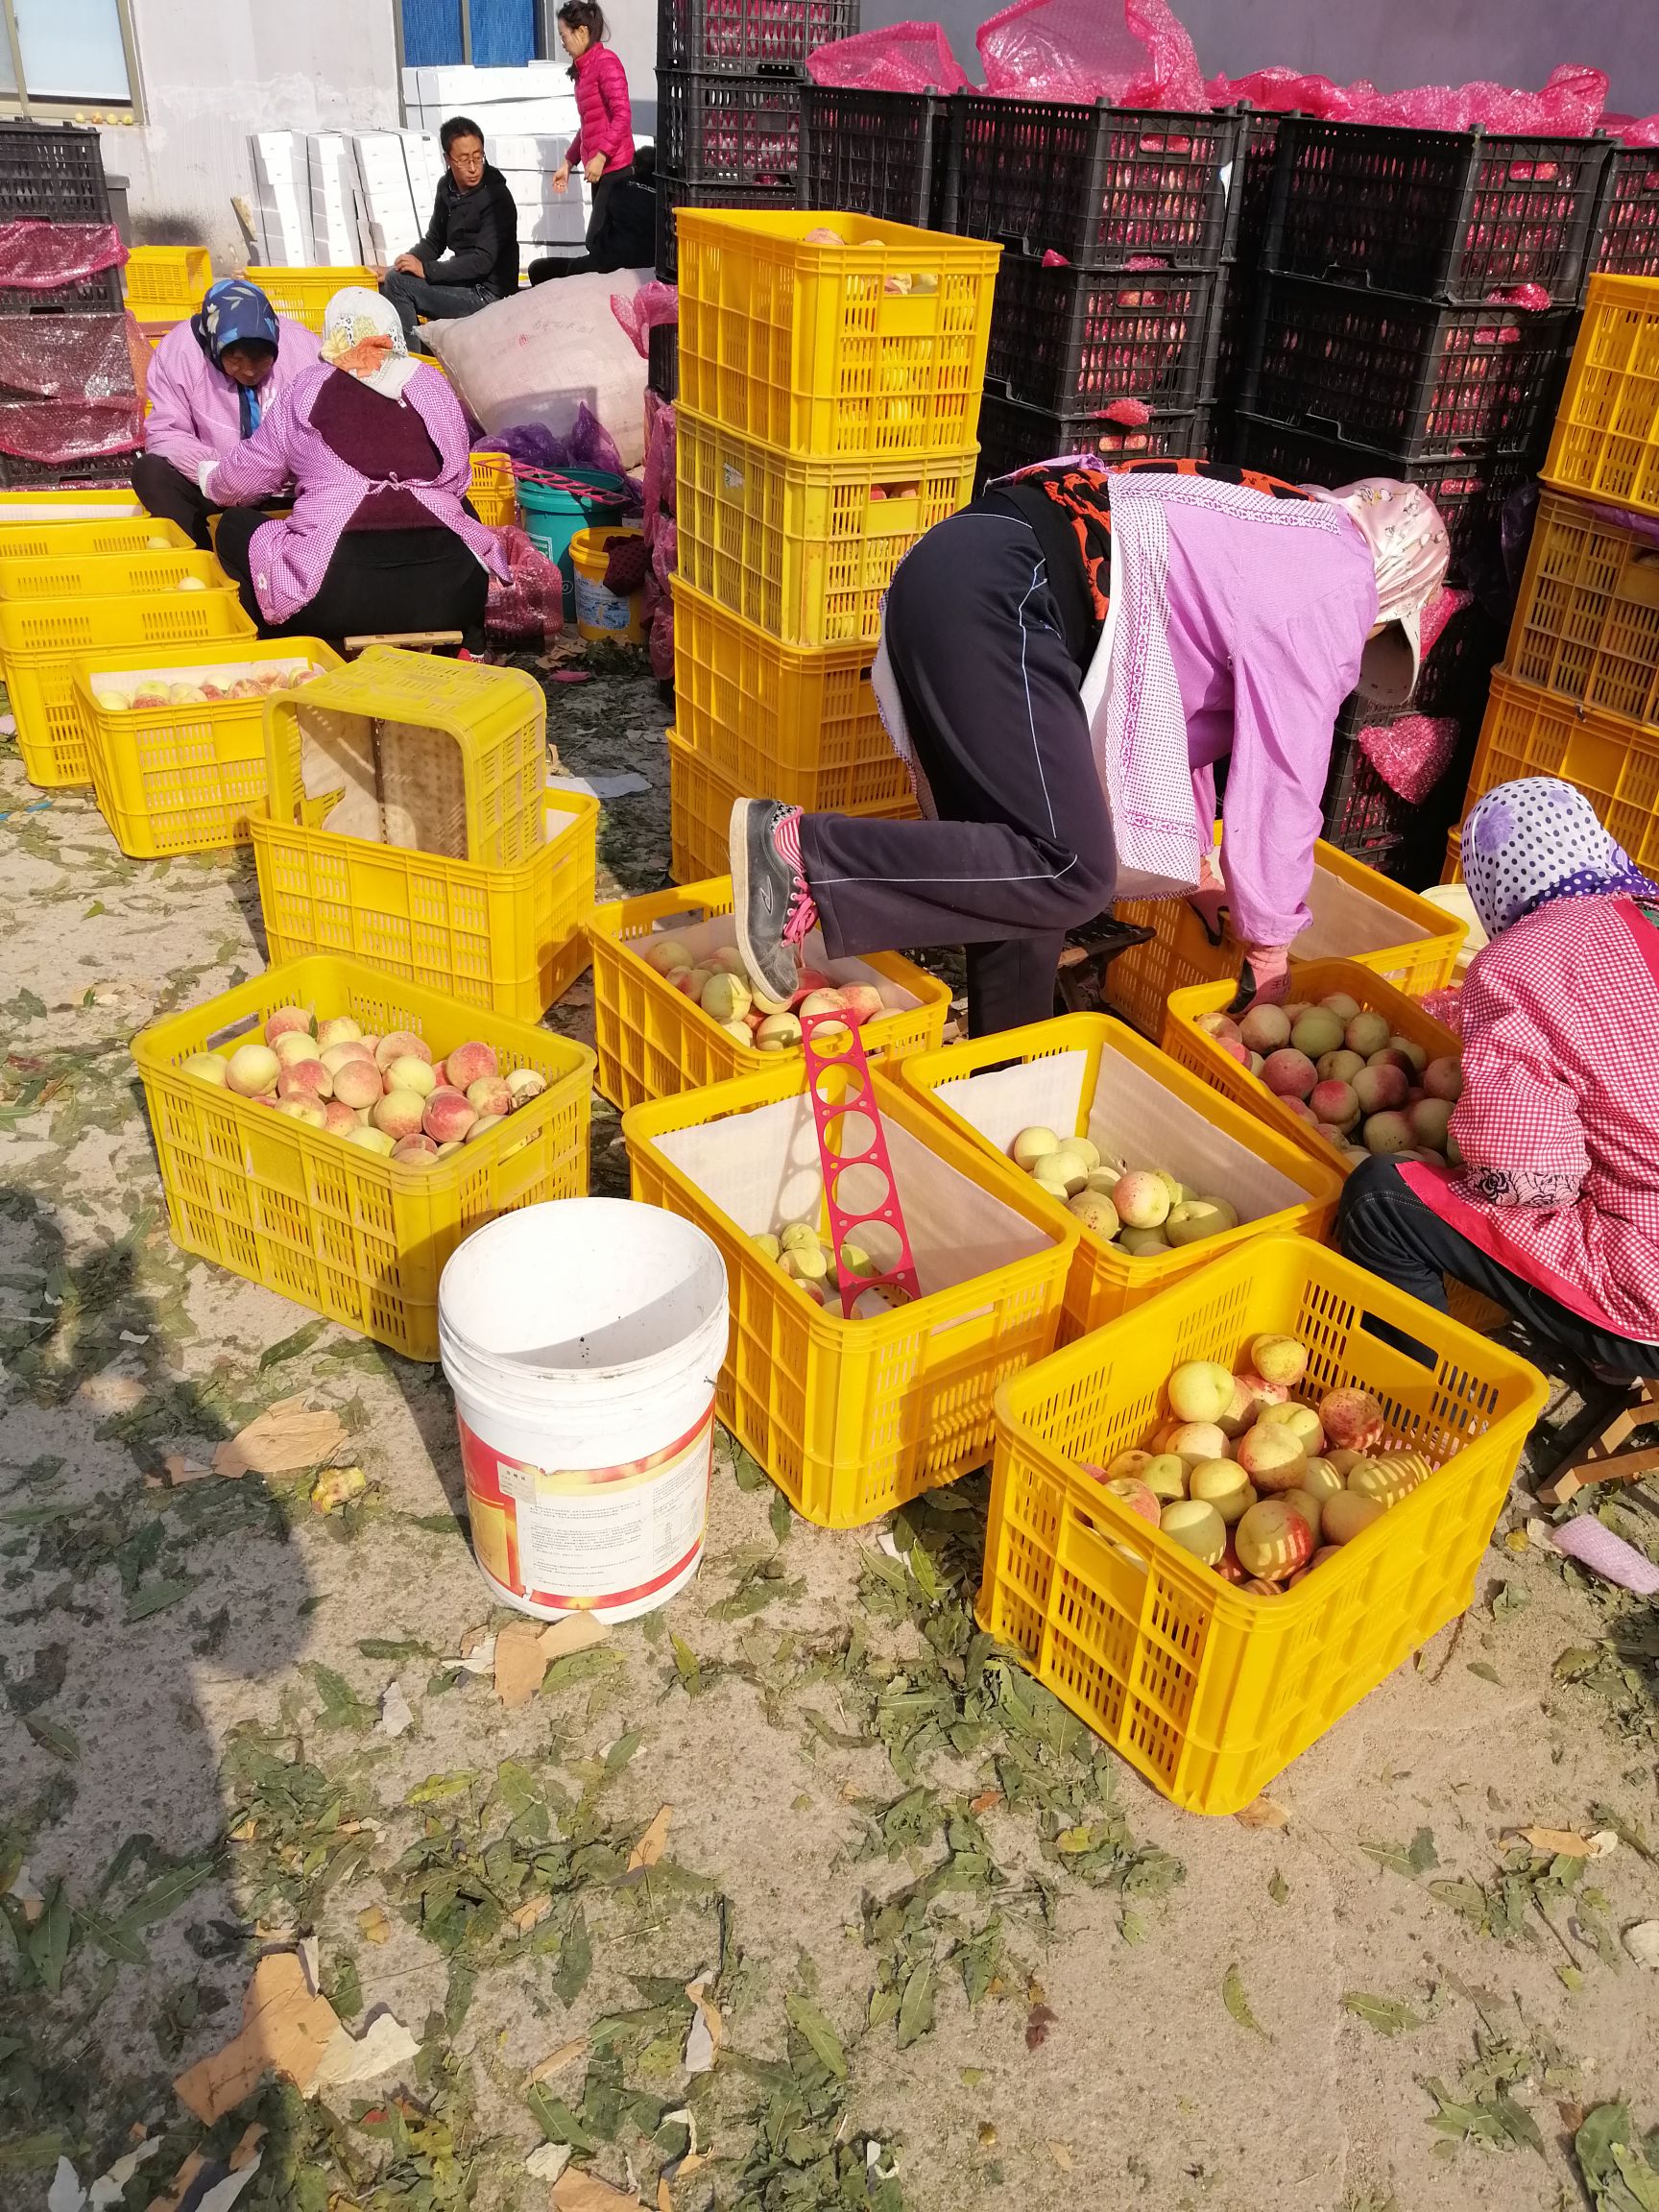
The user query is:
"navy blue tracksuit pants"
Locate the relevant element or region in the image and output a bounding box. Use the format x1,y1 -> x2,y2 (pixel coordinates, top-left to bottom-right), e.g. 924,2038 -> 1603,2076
798,504 -> 1117,1036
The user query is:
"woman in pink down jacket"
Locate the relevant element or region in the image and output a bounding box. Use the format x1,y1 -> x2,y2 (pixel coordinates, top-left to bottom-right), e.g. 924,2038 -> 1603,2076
203,287 -> 507,649
550,1 -> 637,272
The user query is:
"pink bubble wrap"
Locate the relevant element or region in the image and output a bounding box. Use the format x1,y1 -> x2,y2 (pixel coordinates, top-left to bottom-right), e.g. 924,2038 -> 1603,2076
1418,985 -> 1463,1033
0,398 -> 140,464
1205,60 -> 1607,135
1360,713 -> 1458,805
806,20 -> 971,92
978,0 -> 1207,112
0,312 -> 136,402
610,279 -> 678,363
483,524 -> 564,646
0,221 -> 126,289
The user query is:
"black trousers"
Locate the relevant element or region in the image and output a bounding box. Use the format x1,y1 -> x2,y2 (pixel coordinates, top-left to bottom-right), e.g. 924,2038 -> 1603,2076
214,512 -> 489,648
527,165 -> 645,282
799,506 -> 1116,1036
379,270 -> 493,347
1337,1155 -> 1659,1377
132,451 -> 216,549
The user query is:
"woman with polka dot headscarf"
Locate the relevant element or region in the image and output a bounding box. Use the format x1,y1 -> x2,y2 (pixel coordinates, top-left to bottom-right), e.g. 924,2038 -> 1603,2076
1338,777 -> 1659,1371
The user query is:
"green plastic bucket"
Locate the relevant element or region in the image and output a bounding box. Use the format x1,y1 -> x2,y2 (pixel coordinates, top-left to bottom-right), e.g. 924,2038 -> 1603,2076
517,469 -> 633,598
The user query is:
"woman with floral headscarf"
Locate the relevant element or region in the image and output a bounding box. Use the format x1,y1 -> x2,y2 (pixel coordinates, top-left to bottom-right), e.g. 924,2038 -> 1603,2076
725,460 -> 1451,1038
1339,778 -> 1659,1373
134,276 -> 320,547
205,286 -> 507,646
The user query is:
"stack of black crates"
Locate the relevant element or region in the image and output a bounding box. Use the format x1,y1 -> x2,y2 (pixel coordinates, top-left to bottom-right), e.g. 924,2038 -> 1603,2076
654,0 -> 858,290
0,120 -> 127,489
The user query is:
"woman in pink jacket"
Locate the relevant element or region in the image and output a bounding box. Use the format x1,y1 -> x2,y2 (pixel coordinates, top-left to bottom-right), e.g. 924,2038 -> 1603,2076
203,288 -> 507,648
134,278 -> 319,547
549,3 -> 637,274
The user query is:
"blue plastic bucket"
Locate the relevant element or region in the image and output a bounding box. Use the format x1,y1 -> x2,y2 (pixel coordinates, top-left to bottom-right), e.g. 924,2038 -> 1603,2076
518,469 -> 633,599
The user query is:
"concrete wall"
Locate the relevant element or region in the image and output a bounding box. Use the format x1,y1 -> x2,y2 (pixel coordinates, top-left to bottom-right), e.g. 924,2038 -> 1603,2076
874,0 -> 1659,118
99,0 -> 400,271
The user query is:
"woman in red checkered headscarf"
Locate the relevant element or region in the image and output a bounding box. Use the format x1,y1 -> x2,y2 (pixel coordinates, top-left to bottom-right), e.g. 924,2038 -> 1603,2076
1339,778 -> 1659,1372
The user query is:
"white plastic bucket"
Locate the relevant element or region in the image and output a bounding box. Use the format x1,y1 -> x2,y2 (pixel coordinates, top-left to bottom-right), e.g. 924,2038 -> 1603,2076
439,1199 -> 729,1623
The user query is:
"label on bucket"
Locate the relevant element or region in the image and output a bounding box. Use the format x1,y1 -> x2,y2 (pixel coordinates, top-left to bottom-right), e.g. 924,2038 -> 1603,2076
459,1407 -> 714,1612
574,572 -> 635,633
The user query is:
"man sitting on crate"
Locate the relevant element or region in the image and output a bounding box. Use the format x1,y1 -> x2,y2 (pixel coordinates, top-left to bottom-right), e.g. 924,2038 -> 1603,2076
378,117 -> 519,349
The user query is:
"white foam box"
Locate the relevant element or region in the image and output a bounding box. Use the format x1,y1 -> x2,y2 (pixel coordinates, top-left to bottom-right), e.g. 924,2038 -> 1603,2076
467,99 -> 583,136
308,135 -> 361,266
417,62 -> 565,103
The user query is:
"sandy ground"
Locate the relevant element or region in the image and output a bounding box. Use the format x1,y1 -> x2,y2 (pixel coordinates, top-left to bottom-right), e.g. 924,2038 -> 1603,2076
2,651 -> 1657,2212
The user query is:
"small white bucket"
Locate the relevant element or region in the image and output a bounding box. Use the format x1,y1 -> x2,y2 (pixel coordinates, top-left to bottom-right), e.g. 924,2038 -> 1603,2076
439,1199 -> 729,1623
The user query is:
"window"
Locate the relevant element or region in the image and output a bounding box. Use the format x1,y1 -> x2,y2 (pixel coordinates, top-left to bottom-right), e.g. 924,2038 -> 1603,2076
399,0 -> 539,69
0,0 -> 140,115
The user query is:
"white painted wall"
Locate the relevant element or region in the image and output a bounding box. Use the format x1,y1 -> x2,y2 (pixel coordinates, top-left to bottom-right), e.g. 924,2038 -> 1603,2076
98,0 -> 400,271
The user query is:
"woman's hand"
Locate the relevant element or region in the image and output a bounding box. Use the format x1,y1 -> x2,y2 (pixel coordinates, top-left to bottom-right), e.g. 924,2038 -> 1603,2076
584,154 -> 607,184
1228,946 -> 1290,1015
551,162 -> 570,195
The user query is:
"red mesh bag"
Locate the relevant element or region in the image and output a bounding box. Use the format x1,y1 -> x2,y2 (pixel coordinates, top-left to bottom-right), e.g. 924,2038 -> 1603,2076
0,222 -> 126,289
484,525 -> 565,646
610,280 -> 678,362
977,0 -> 1207,112
806,20 -> 971,92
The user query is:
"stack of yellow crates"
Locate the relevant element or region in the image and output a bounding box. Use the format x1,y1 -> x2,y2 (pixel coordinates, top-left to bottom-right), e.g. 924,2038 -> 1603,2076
1448,273 -> 1659,880
666,207 -> 1001,879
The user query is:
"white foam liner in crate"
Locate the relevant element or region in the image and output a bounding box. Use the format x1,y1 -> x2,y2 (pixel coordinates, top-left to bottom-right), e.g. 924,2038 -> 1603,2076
930,1044 -> 1312,1226
1298,867 -> 1434,961
637,910 -> 924,1018
652,1090 -> 1053,1302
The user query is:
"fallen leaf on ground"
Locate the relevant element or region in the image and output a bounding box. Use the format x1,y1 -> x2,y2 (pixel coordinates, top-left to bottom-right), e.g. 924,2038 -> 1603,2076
357,1906 -> 391,1945
494,1618 -> 552,1708
1024,2002 -> 1057,2050
684,1978 -> 722,2073
553,2174 -> 636,2211
541,1613 -> 610,1659
512,1893 -> 553,1934
1048,2143 -> 1073,2171
378,1682 -> 413,1739
1624,1920 -> 1659,1967
213,1399 -> 345,1479
524,2037 -> 588,2087
1235,1796 -> 1288,1830
628,1805 -> 673,1871
1222,1962 -> 1268,2038
310,2009 -> 420,2088
1510,1825 -> 1616,1858
77,1372 -> 146,1416
310,1464 -> 366,1513
161,1455 -> 212,1485
969,1789 -> 1002,1816
173,1949 -> 341,2122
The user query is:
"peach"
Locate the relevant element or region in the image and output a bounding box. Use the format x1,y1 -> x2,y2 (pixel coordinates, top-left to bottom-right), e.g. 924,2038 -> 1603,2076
226,1043 -> 281,1096
1042,1150 -> 1090,1196
1352,1063 -> 1408,1117
1247,1051 -> 1265,1075
1189,1457 -> 1255,1526
1423,1054 -> 1463,1102
1104,1449 -> 1154,1483
1282,1487 -> 1324,1544
1261,1048 -> 1317,1100
1300,1455 -> 1346,1502
1160,1499 -> 1226,1565
263,1004 -> 314,1043
1167,1358 -> 1237,1426
345,1124 -> 397,1157
674,967 -> 714,1000
797,987 -> 851,1022
790,967 -> 835,1001
465,1113 -> 506,1142
1344,1010 -> 1390,1057
1195,1011 -> 1243,1045
392,1134 -> 439,1163
423,1088 -> 476,1143
1363,1110 -> 1414,1156
505,1068 -> 546,1107
1283,1096 -> 1317,1122
1166,1196 -> 1238,1247
374,1029 -> 431,1071
1290,1006 -> 1345,1059
1011,1126 -> 1060,1170
1322,1490 -> 1385,1545
1235,1498 -> 1314,1580
385,1055 -> 438,1099
839,983 -> 885,1027
1259,1401 -> 1325,1455
702,973 -> 754,1026
1388,1036 -> 1428,1074
1141,1454 -> 1189,1503
275,1095 -> 327,1126
466,1075 -> 513,1118
1113,1170 -> 1170,1230
321,1042 -> 375,1075
316,1016 -> 362,1051
1216,1540 -> 1247,1585
1319,991 -> 1361,1022
1216,1033 -> 1251,1067
1165,1420 -> 1232,1470
1220,1370 -> 1286,1435
331,1058 -> 384,1111
358,1034 -> 382,1058
445,1040 -> 498,1090
1317,1047 -> 1366,1085
1236,1423 -> 1307,1495
1309,1079 -> 1358,1131
1249,1334 -> 1309,1387
1118,1227 -> 1170,1255
1347,1452 -> 1430,1509
274,1032 -> 324,1069
322,1100 -> 357,1136
1318,1387 -> 1383,1453
705,946 -> 751,977
717,1021 -> 753,1046
182,1051 -> 228,1086
372,1090 -> 426,1142
644,935 -> 694,975
1367,1046 -> 1418,1078
1409,1097 -> 1454,1151
1103,1476 -> 1162,1527
276,1062 -> 331,1101
1239,1004 -> 1291,1054
1069,1191 -> 1120,1238
754,1011 -> 803,1052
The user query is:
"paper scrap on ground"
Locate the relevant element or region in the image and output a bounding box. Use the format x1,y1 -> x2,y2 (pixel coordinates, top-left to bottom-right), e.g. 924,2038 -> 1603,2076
213,1399 -> 346,1479
1512,1825 -> 1617,1858
684,1979 -> 722,2074
1625,1920 -> 1659,1967
553,2172 -> 637,2211
525,2036 -> 588,2086
162,1455 -> 212,1485
311,2008 -> 420,2089
173,1950 -> 341,2122
494,1612 -> 610,1707
628,1805 -> 672,1871
379,1681 -> 413,1738
445,1628 -> 497,1676
526,2144 -> 571,2182
1235,1797 -> 1289,1830
547,771 -> 649,800
88,2137 -> 160,2208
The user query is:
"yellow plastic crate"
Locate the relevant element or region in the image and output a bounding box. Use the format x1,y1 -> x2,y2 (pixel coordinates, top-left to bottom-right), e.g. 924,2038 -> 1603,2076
469,450 -> 518,528
667,726 -> 916,885
1544,273 -> 1659,519
1161,956 -> 1503,1334
132,953 -> 595,1362
245,265 -> 378,331
675,208 -> 999,460
677,411 -> 976,647
622,1058 -> 1076,1526
74,639 -> 342,858
0,516 -> 190,561
1443,830 -> 1462,882
1508,491 -> 1659,729
985,1235 -> 1547,1814
0,590 -> 257,789
0,490 -> 142,524
0,546 -> 231,601
1462,670 -> 1659,876
671,579 -> 911,811
587,868 -> 950,1109
123,244 -> 212,322
898,1012 -> 1342,1341
264,646 -> 548,870
252,790 -> 598,1022
1105,833 -> 1466,1039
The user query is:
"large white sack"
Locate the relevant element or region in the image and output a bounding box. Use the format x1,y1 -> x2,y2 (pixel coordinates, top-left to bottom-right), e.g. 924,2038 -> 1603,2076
424,269 -> 648,468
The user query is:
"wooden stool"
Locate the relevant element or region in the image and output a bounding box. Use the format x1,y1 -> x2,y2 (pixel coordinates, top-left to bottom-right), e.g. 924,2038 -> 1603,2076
342,631 -> 464,657
1534,1373 -> 1659,1508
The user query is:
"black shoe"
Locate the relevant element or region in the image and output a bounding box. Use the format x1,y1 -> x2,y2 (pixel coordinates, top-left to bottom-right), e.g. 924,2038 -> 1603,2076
730,797 -> 814,1007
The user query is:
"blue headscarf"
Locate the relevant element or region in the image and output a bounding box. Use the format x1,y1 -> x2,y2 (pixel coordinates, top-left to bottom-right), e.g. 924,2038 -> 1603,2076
1462,777 -> 1656,940
191,278 -> 281,438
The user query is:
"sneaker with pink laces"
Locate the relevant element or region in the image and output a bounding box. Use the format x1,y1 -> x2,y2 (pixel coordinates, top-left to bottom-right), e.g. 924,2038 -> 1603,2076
729,798 -> 818,1004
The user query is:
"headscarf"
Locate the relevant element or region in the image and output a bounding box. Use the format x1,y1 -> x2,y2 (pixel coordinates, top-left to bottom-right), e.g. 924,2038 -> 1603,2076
319,286 -> 421,402
1462,777 -> 1656,939
191,277 -> 280,438
1303,479 -> 1451,708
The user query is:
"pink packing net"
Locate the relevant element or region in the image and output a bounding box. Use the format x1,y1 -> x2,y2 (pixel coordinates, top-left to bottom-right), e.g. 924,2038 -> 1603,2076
806,21 -> 971,92
1205,60 -> 1607,133
610,280 -> 677,362
0,221 -> 126,289
642,391 -> 677,684
484,525 -> 564,647
978,0 -> 1207,112
0,313 -> 136,402
0,399 -> 141,463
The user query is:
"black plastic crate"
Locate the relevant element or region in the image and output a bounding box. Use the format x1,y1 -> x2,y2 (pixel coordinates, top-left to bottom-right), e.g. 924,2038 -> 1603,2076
657,69 -> 802,184
1241,275 -> 1575,455
657,0 -> 856,75
1232,409 -> 1536,585
986,258 -> 1220,417
0,435 -> 138,490
0,122 -> 110,224
1213,112 -> 1283,412
648,319 -> 678,400
655,172 -> 796,280
1593,143 -> 1659,277
953,98 -> 1238,268
975,394 -> 1212,488
800,85 -> 961,229
0,268 -> 124,319
1262,117 -> 1610,304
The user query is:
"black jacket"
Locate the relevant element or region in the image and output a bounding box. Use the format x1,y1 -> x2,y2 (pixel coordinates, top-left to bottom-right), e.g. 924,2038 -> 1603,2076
415,164 -> 519,299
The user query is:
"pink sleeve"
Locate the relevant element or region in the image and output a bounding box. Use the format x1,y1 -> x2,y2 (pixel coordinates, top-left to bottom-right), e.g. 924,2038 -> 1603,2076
1449,954 -> 1589,1209
595,49 -> 632,160
412,366 -> 473,499
142,336 -> 216,477
1219,589 -> 1365,950
565,125 -> 583,163
205,382 -> 303,508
